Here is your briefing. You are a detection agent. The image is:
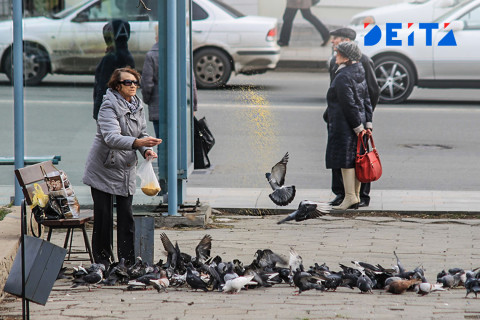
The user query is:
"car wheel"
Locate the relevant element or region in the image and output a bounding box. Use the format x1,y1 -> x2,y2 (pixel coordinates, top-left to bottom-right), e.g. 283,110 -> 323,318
5,44 -> 49,86
194,48 -> 232,89
374,56 -> 415,104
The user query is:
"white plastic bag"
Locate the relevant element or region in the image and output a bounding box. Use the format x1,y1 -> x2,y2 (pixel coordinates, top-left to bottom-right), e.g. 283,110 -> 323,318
137,157 -> 161,196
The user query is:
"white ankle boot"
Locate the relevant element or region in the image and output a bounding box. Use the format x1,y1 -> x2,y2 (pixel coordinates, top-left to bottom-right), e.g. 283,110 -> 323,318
333,168 -> 360,210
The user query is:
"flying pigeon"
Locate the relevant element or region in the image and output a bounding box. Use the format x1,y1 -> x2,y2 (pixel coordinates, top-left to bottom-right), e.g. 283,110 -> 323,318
277,200 -> 330,224
265,152 -> 296,206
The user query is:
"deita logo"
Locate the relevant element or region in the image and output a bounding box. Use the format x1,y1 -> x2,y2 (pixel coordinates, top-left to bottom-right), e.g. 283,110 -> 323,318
363,23 -> 457,47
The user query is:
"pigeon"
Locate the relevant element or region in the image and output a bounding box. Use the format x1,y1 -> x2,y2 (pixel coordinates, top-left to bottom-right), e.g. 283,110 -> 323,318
357,274 -> 374,294
103,258 -> 129,285
289,247 -> 302,277
415,282 -> 445,296
71,264 -> 104,290
265,152 -> 296,206
224,262 -> 239,283
277,200 -> 330,224
150,270 -> 170,293
254,249 -> 287,269
186,266 -> 209,292
437,272 -> 464,289
223,275 -> 255,294
292,267 -> 324,295
194,234 -> 212,266
160,233 -> 179,272
465,272 -> 480,298
385,279 -> 421,294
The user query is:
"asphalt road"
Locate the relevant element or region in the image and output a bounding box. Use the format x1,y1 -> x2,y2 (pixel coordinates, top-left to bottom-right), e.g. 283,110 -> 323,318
0,71 -> 478,192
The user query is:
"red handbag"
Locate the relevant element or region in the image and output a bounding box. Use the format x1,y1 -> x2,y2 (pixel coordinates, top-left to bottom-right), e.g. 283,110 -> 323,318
355,131 -> 382,183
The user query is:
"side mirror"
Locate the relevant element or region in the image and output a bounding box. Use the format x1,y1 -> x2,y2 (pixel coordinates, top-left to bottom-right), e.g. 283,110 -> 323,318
72,11 -> 89,23
445,20 -> 464,31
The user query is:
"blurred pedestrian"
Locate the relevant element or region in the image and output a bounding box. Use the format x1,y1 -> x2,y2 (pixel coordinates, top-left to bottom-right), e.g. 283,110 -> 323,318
324,42 -> 373,210
83,67 -> 162,267
93,19 -> 135,121
142,24 -> 198,138
277,0 -> 329,47
325,28 -> 380,207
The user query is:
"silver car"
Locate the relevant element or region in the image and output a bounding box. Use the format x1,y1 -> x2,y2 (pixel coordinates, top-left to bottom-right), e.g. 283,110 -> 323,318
0,0 -> 280,88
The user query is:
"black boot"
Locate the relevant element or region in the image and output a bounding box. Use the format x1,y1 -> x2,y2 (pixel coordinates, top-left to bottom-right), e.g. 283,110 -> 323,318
329,194 -> 344,206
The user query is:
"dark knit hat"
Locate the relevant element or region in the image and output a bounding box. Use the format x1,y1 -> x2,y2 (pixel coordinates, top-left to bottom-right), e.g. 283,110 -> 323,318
330,28 -> 356,41
336,41 -> 362,61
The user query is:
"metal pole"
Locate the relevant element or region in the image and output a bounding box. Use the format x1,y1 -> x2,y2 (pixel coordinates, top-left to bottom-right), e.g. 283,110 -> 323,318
177,0 -> 187,204
167,0 -> 179,216
13,0 -> 25,205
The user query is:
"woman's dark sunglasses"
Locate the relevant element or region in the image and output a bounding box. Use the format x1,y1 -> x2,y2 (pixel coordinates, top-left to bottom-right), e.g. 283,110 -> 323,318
120,79 -> 140,86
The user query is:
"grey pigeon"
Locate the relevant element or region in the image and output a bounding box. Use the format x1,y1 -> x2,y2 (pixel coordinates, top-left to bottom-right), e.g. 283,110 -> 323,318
186,266 -> 208,292
292,267 -> 324,295
265,152 -> 296,206
357,274 -> 373,294
224,262 -> 239,283
72,264 -> 104,290
465,272 -> 480,298
194,234 -> 212,264
277,200 -> 330,224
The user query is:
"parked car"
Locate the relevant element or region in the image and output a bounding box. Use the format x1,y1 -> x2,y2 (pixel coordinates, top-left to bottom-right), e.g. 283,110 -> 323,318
349,0 -> 469,31
0,0 -> 280,88
355,0 -> 480,103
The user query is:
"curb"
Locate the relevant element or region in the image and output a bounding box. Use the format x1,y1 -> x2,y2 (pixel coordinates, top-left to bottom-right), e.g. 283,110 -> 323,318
277,59 -> 328,70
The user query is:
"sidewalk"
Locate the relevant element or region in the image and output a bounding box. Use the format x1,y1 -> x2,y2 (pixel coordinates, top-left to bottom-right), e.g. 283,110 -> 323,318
2,210 -> 480,319
2,185 -> 480,213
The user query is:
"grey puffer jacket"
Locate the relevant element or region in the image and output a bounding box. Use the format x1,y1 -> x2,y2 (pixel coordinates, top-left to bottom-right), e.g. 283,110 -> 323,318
83,89 -> 151,197
287,0 -> 312,9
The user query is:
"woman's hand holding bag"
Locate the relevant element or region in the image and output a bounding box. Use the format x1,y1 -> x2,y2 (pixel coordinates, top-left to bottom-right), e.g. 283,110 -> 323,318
137,157 -> 161,196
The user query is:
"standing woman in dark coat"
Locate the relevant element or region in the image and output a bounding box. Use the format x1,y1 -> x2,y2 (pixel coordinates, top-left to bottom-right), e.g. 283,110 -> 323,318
93,19 -> 135,121
325,42 -> 373,210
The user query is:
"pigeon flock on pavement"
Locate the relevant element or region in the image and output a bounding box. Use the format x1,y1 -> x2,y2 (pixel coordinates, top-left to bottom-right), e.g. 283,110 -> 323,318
68,234 -> 480,298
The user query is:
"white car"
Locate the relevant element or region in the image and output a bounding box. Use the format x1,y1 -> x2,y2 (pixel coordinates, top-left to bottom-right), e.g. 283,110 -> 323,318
350,0 -> 469,31
0,0 -> 280,88
356,0 -> 480,103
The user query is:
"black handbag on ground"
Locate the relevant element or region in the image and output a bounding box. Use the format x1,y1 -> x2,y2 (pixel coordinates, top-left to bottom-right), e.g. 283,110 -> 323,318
194,116 -> 215,169
196,116 -> 215,153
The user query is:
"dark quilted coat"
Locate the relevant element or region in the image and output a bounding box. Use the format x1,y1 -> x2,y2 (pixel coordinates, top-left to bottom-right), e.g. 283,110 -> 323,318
325,63 -> 373,169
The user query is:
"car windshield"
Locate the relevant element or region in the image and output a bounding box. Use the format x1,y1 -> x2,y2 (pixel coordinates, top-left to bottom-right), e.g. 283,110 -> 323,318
433,0 -> 474,22
210,0 -> 245,18
51,0 -> 92,19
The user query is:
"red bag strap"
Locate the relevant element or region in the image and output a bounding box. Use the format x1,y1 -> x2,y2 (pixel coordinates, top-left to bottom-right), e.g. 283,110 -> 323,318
356,131 -> 376,155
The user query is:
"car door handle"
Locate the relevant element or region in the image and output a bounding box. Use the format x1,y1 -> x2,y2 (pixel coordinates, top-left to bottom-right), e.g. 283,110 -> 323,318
193,30 -> 203,33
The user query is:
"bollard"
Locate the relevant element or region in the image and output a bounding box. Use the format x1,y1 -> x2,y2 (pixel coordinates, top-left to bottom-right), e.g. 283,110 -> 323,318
133,215 -> 154,265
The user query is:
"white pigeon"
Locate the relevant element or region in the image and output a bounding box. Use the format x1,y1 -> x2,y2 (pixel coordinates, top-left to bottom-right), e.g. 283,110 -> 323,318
289,247 -> 303,278
223,275 -> 255,294
150,270 -> 170,293
415,282 -> 446,296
